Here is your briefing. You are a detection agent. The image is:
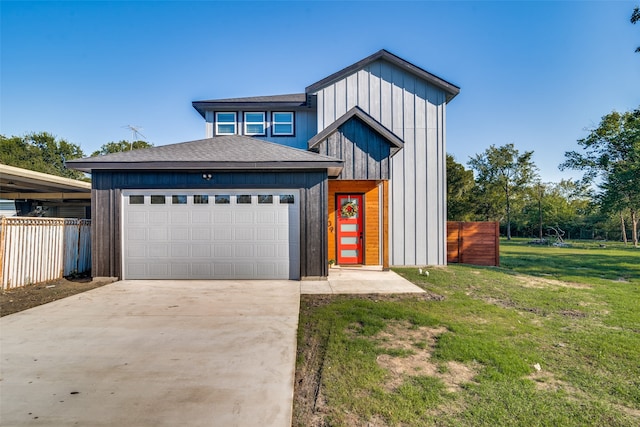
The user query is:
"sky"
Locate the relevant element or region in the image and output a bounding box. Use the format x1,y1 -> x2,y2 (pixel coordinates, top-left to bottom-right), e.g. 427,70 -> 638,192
1,0 -> 639,183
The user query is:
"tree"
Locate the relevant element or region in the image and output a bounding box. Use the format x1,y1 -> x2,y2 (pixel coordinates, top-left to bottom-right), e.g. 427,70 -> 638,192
632,6 -> 640,53
446,154 -> 476,220
560,108 -> 640,246
468,143 -> 538,240
0,132 -> 85,180
91,140 -> 153,157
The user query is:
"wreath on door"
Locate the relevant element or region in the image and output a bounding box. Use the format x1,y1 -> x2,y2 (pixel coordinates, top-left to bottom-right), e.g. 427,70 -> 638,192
341,200 -> 358,218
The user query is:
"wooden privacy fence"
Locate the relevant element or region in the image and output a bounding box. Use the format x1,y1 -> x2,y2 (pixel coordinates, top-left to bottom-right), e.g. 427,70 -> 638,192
447,221 -> 500,266
0,217 -> 91,290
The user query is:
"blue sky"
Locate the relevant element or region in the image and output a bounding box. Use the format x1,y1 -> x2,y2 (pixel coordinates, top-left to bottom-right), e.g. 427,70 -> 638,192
1,0 -> 639,182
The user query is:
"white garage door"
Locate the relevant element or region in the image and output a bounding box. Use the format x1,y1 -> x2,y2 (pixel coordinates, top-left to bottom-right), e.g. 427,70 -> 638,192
122,190 -> 300,280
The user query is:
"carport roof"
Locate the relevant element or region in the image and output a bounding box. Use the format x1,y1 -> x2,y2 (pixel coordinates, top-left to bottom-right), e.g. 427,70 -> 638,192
0,164 -> 91,200
67,136 -> 344,176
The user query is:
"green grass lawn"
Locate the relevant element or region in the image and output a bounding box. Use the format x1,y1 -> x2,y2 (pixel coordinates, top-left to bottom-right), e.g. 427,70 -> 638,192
294,239 -> 640,426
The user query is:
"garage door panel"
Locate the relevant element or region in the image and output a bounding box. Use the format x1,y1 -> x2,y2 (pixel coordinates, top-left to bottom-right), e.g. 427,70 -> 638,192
213,211 -> 232,224
191,263 -> 212,277
149,212 -> 168,224
171,244 -> 190,258
235,228 -> 254,240
257,228 -> 276,241
256,244 -> 277,258
170,228 -> 190,240
234,211 -> 254,224
213,228 -> 232,240
170,264 -> 189,277
149,264 -> 169,276
192,228 -> 211,240
192,244 -> 211,257
128,263 -> 147,276
149,245 -> 169,258
192,211 -> 210,224
127,228 -> 147,241
256,211 -> 276,224
170,212 -> 189,224
214,263 -> 233,277
213,244 -> 232,257
128,211 -> 147,224
149,228 -> 168,240
234,244 -> 254,258
123,190 -> 300,280
234,263 -> 256,278
127,244 -> 147,257
257,263 -> 277,277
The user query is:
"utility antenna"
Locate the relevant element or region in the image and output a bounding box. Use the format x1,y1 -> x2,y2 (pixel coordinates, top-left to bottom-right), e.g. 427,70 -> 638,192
122,125 -> 147,150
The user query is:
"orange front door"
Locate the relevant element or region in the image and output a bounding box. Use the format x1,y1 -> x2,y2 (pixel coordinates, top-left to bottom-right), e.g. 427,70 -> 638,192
336,194 -> 363,264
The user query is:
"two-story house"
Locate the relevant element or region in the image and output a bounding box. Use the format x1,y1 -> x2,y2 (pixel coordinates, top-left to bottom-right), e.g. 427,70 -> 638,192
69,49 -> 459,280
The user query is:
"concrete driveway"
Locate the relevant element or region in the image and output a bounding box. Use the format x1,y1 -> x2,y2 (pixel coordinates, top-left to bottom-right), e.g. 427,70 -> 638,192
0,280 -> 300,427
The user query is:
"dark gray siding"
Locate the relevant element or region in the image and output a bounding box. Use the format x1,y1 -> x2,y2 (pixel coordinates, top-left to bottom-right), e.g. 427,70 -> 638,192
313,118 -> 391,180
91,170 -> 328,279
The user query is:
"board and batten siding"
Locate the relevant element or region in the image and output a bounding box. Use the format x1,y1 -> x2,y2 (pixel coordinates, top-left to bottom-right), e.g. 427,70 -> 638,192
204,109 -> 317,151
312,59 -> 447,265
313,118 -> 391,181
91,170 -> 329,279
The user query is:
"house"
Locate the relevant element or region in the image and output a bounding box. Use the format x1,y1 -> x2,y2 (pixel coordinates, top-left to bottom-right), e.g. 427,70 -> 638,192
68,49 -> 459,280
0,164 -> 91,218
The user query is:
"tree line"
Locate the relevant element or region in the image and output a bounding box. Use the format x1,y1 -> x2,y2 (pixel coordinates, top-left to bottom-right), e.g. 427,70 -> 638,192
0,132 -> 152,181
448,107 -> 639,247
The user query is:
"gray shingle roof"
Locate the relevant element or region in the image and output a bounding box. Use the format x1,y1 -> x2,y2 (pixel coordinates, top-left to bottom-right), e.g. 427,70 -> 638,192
195,94 -> 306,104
192,94 -> 308,118
67,136 -> 343,175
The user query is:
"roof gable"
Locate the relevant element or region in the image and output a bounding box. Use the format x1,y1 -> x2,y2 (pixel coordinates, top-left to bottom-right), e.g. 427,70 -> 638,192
67,136 -> 342,175
307,108 -> 402,180
305,49 -> 459,102
308,107 -> 404,155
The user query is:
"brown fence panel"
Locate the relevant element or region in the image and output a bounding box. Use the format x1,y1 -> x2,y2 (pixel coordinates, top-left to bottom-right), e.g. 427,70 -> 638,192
447,222 -> 461,263
447,221 -> 499,266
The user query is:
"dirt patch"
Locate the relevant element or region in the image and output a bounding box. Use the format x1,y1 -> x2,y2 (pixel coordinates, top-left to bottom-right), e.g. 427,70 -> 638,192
559,309 -> 587,318
1,276 -> 115,317
527,370 -> 577,394
293,293 -> 444,427
515,275 -> 591,289
374,321 -> 478,393
528,370 -> 640,418
481,296 -> 545,315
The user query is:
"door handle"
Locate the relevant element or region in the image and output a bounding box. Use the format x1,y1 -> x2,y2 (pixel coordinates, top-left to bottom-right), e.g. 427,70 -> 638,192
359,232 -> 363,241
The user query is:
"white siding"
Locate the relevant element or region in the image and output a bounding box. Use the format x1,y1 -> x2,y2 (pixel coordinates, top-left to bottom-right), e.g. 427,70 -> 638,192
312,59 -> 448,266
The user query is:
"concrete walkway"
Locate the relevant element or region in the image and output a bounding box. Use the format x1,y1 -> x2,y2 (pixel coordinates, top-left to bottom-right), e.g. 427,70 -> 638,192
301,266 -> 425,294
0,280 -> 300,427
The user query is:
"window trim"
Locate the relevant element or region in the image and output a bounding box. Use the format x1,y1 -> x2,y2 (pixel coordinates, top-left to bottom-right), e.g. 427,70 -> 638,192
243,112 -> 266,136
271,111 -> 295,136
215,112 -> 237,135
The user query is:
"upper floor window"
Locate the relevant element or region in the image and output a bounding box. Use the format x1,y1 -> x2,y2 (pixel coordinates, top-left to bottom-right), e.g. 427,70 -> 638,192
272,112 -> 294,136
244,112 -> 266,136
216,112 -> 236,135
